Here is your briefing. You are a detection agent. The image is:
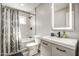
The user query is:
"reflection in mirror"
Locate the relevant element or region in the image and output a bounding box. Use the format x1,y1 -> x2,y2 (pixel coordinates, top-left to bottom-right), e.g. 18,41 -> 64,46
52,3 -> 74,30
54,3 -> 69,28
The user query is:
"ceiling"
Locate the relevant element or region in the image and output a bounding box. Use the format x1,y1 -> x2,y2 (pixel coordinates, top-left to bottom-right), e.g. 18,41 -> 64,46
2,3 -> 40,14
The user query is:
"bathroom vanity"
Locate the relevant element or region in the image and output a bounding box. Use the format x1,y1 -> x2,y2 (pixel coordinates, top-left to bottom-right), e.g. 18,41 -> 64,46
39,36 -> 78,56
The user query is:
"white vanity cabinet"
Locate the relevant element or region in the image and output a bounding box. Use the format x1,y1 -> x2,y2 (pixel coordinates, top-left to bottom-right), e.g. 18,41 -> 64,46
52,43 -> 75,56
39,36 -> 77,56
40,40 -> 52,56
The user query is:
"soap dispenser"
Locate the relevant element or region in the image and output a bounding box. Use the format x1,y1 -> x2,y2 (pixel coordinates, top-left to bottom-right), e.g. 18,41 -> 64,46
62,31 -> 67,38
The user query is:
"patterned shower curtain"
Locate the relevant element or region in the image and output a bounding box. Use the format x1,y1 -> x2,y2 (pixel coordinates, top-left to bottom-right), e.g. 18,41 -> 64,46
0,6 -> 21,56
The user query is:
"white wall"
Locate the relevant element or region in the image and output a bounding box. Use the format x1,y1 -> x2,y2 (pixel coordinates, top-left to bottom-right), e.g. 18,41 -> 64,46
36,3 -> 52,36
36,3 -> 79,39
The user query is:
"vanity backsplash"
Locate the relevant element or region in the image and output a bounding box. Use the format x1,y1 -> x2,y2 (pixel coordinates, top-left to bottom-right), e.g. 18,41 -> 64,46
51,31 -> 79,39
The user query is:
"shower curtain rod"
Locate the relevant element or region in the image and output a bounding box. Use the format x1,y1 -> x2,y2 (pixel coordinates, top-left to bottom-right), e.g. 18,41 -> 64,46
2,5 -> 35,16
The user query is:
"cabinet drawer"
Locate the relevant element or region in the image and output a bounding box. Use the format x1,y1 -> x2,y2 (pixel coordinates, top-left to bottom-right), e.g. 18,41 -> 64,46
41,40 -> 52,47
52,43 -> 75,56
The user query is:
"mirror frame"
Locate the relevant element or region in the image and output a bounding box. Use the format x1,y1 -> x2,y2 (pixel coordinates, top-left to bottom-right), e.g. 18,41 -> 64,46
52,3 -> 74,31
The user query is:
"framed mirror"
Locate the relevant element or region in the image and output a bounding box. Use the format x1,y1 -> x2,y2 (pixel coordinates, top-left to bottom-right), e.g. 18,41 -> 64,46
52,3 -> 74,31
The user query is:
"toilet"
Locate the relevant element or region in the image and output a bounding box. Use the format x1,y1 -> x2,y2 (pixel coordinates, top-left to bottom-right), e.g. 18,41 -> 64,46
26,42 -> 39,56
25,36 -> 40,56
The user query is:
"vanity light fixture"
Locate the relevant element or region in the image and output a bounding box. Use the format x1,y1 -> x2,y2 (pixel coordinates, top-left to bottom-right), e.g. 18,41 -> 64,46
52,3 -> 73,31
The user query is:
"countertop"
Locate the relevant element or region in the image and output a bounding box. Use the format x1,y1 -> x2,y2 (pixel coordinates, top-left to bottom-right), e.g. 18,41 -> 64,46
37,36 -> 78,50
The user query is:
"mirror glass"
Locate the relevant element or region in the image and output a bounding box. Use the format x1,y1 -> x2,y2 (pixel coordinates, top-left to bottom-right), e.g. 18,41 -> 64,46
52,3 -> 74,30
54,3 -> 69,28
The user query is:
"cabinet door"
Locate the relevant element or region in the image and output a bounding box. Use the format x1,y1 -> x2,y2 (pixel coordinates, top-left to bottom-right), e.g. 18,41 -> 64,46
40,40 -> 52,56
52,43 -> 75,56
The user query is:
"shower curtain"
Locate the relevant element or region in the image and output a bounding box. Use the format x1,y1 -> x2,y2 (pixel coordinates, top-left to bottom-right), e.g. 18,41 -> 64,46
0,5 -> 21,56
